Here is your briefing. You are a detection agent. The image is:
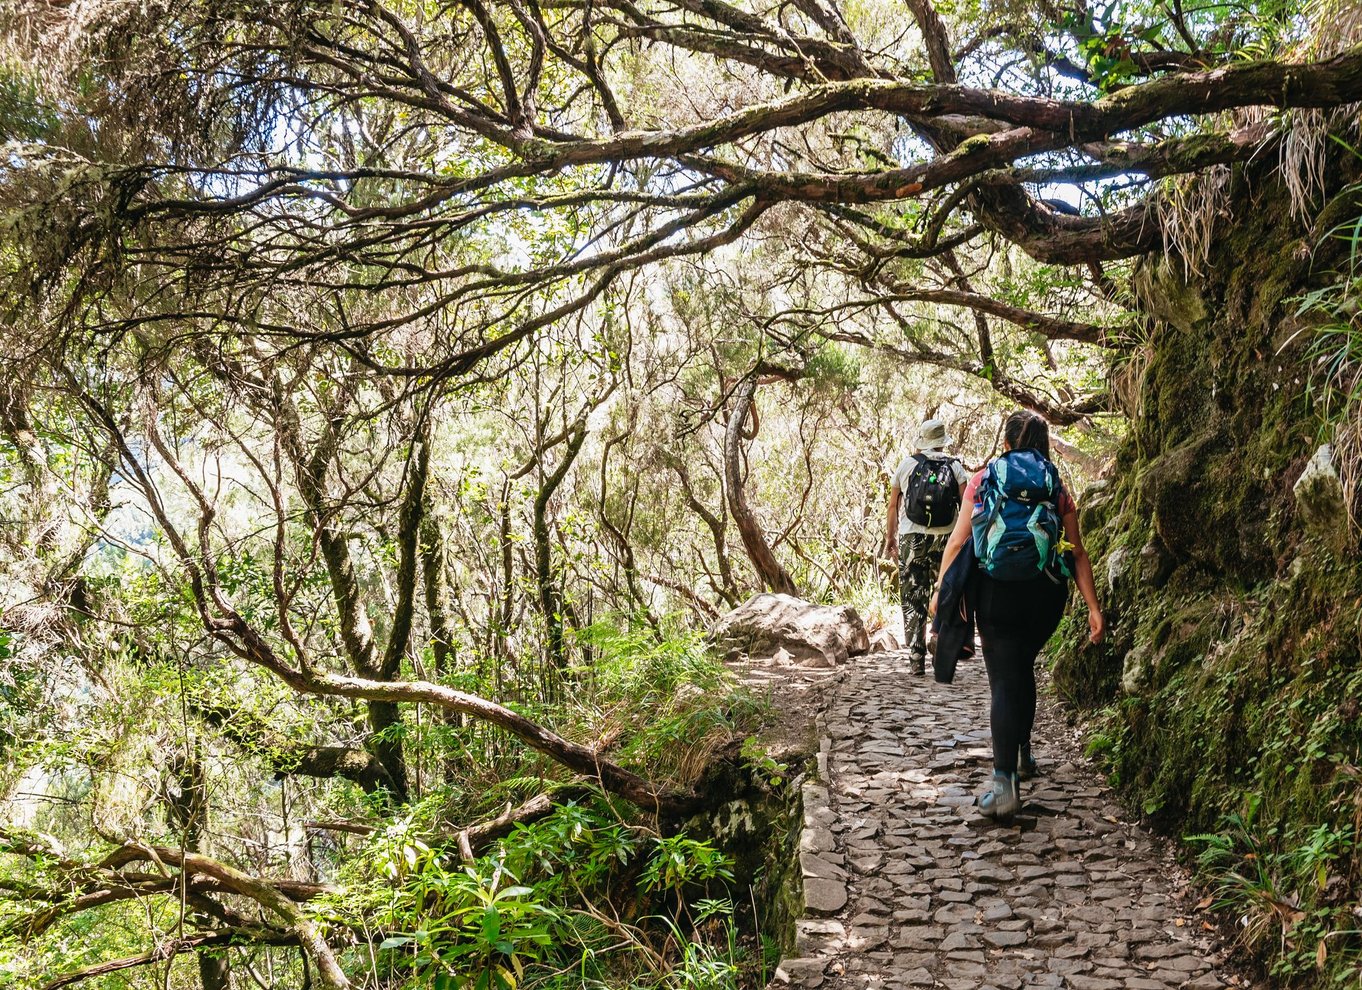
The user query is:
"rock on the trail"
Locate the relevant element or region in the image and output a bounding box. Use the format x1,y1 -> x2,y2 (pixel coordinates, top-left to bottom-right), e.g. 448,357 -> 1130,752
1178,975 -> 1226,990
711,593 -> 869,666
774,957 -> 827,987
803,877 -> 849,914
867,627 -> 900,653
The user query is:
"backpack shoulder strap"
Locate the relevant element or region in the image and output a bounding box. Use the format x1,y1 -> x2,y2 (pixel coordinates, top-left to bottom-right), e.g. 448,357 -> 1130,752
1042,457 -> 1063,499
980,456 -> 1003,494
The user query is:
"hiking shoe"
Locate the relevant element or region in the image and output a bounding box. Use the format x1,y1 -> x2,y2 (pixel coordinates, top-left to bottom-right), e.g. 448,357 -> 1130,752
910,653 -> 926,675
1019,744 -> 1039,781
978,771 -> 1021,824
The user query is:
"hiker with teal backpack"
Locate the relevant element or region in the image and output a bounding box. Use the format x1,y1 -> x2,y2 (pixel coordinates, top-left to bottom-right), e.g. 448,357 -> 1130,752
930,410 -> 1104,823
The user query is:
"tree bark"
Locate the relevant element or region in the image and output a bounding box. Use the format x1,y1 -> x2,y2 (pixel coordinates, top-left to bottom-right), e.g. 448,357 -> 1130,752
672,459 -> 742,607
420,504 -> 455,679
598,427 -> 660,629
723,378 -> 797,596
534,420 -> 588,672
277,746 -> 399,794
195,701 -> 399,794
274,383 -> 413,802
165,754 -> 234,990
420,479 -> 463,758
363,426 -> 432,801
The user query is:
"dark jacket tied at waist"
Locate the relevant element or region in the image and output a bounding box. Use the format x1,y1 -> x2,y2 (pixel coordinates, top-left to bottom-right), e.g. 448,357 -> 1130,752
931,540 -> 977,684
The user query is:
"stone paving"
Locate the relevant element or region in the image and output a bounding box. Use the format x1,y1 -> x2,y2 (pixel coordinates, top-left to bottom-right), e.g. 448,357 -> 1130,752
776,650 -> 1243,990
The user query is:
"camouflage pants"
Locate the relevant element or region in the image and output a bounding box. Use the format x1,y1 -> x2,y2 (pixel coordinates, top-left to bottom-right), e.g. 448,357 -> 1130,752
899,532 -> 949,659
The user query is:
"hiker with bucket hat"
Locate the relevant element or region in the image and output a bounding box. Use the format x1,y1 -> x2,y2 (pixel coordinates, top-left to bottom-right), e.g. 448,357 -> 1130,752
883,418 -> 970,674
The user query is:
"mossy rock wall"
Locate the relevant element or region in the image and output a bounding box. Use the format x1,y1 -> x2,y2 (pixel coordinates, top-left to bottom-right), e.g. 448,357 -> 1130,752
1050,158 -> 1362,981
682,742 -> 813,965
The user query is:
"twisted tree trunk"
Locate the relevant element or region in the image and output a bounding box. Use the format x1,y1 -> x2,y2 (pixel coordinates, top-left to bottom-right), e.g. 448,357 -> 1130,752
534,420 -> 589,673
723,377 -> 797,597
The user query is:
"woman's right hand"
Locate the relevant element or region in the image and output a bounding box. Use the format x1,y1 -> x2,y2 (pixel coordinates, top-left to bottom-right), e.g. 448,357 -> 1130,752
928,589 -> 939,618
1088,608 -> 1105,644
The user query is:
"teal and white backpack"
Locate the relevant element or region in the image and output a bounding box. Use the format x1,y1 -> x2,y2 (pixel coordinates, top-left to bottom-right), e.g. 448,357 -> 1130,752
971,449 -> 1069,581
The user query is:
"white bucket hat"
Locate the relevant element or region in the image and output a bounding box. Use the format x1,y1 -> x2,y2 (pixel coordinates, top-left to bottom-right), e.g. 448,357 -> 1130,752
913,418 -> 952,451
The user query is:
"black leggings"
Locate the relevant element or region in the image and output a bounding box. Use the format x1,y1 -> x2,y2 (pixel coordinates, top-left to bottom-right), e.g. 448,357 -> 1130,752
975,574 -> 1069,774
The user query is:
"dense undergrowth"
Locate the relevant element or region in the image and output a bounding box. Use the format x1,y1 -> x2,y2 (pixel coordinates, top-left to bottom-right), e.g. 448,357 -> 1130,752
1051,149 -> 1362,986
319,797 -> 767,990
0,619 -> 796,990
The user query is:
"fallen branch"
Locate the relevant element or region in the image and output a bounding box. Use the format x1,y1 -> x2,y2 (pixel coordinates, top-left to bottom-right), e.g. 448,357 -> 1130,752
40,929 -> 297,990
459,785 -> 596,856
103,847 -> 350,989
307,784 -> 598,859
0,830 -> 351,990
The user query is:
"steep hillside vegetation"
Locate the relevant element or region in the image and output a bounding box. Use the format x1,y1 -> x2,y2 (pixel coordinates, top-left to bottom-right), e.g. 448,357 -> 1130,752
1052,150 -> 1362,984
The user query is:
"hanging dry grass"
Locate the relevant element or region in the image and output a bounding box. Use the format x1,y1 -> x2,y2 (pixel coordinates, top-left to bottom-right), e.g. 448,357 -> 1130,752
1336,417 -> 1362,529
1296,260 -> 1362,532
1156,164 -> 1232,280
1110,340 -> 1154,422
1274,0 -> 1362,222
1280,109 -> 1334,223
1303,0 -> 1362,57
1316,318 -> 1362,528
1156,1 -> 1362,265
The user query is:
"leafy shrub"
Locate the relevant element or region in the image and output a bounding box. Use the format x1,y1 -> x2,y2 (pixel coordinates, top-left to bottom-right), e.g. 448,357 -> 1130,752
321,804 -> 752,990
1187,813 -> 1361,984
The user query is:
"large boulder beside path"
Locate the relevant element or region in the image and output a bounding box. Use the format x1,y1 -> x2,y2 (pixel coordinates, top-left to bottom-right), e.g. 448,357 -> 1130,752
711,593 -> 870,667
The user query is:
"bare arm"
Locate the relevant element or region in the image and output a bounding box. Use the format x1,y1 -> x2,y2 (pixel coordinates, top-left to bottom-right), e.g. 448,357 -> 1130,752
934,491 -> 974,590
883,483 -> 901,559
1062,507 -> 1105,643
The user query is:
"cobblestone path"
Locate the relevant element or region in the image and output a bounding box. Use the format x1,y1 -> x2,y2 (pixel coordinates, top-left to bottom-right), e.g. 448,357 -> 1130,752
782,651 -> 1240,990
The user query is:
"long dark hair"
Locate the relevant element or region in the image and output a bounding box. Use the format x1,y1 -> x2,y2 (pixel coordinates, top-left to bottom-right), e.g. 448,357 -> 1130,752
1003,410 -> 1051,459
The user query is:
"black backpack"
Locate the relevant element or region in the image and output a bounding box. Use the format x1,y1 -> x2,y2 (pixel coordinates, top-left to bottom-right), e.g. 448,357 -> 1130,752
904,454 -> 962,527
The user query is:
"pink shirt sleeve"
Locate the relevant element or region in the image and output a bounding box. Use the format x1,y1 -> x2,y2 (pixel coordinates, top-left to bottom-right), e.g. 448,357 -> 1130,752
966,466 -> 1077,514
964,468 -> 986,508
